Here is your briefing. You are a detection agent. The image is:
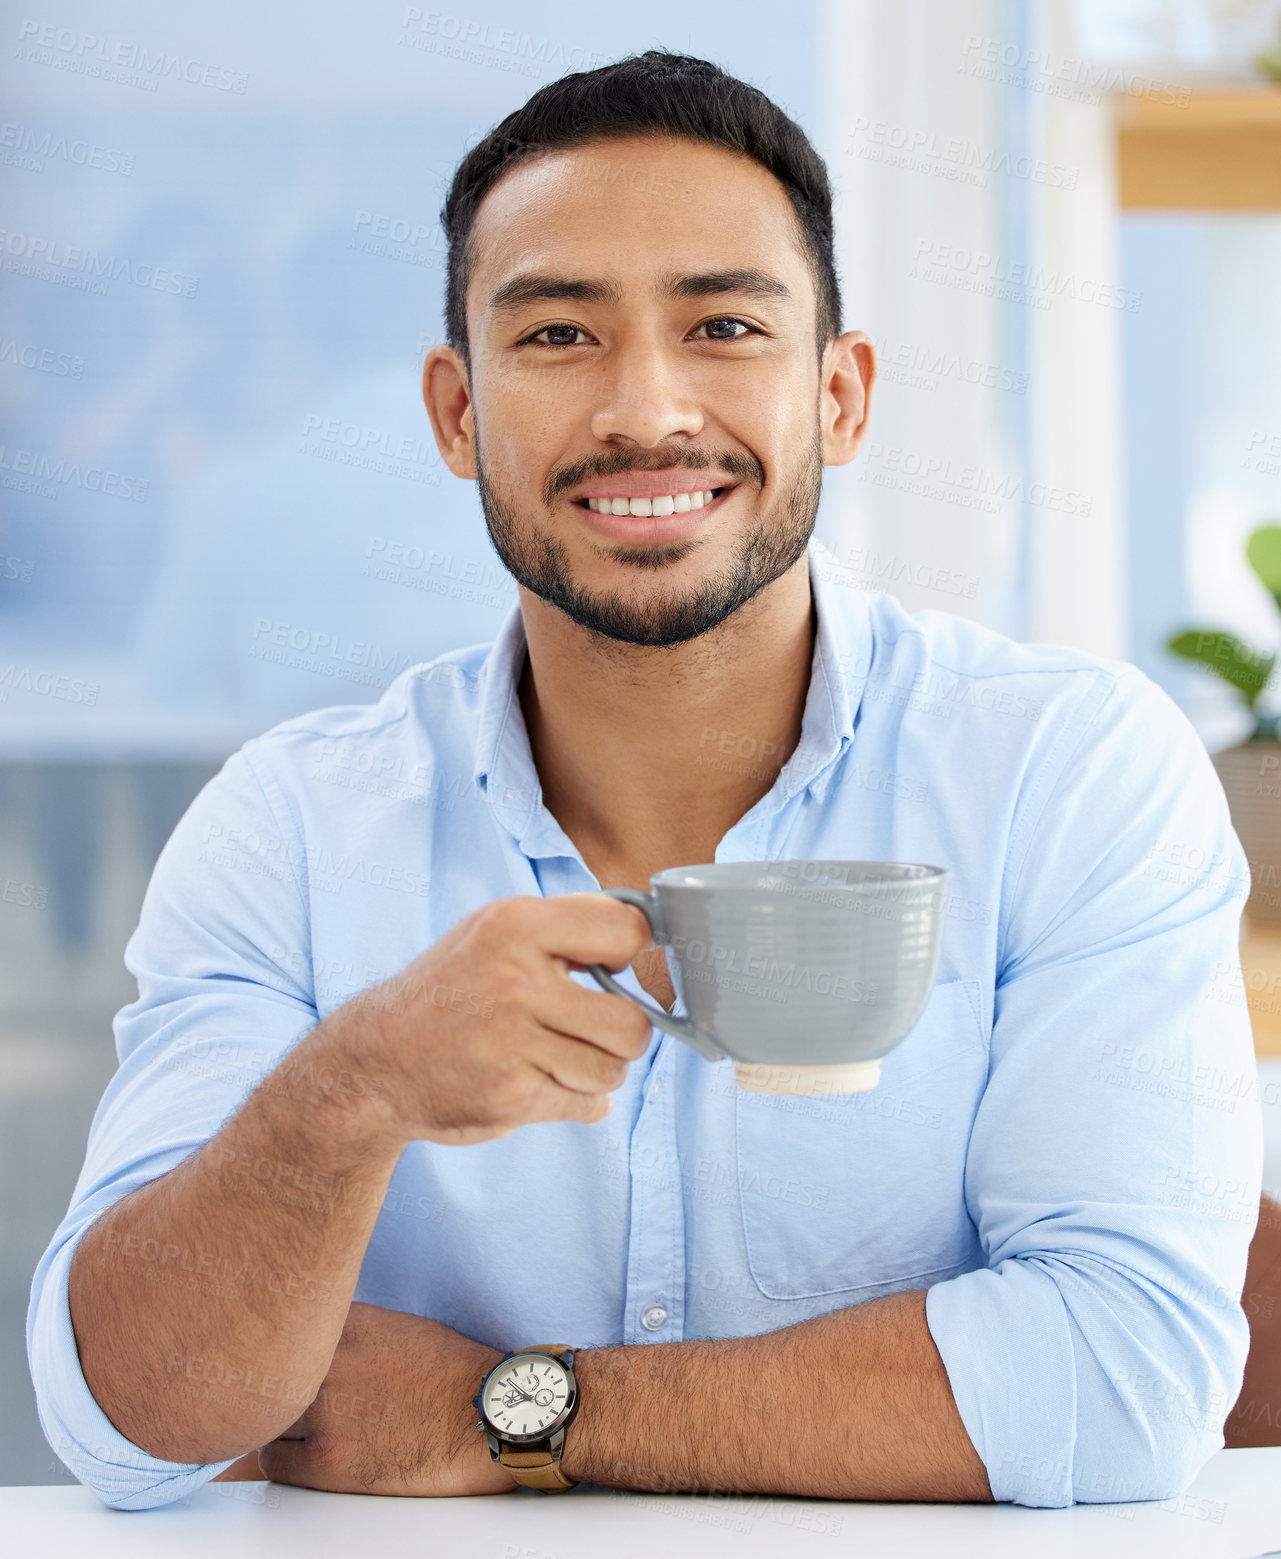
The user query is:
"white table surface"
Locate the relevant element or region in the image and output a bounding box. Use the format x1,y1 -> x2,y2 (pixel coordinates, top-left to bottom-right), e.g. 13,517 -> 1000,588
5,1450 -> 1280,1558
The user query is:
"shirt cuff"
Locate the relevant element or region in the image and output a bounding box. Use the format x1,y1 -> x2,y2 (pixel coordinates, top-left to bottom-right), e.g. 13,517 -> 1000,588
27,1218 -> 237,1509
925,1259 -> 1077,1507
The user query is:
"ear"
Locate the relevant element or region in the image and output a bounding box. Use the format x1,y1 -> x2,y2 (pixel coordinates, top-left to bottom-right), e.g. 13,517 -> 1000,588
820,331 -> 876,467
422,345 -> 477,479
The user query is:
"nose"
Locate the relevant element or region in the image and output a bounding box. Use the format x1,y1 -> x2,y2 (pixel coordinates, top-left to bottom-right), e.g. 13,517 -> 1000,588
587,333 -> 705,448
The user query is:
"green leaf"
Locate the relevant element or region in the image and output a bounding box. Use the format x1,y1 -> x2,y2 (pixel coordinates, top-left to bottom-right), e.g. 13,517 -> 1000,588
1167,629 -> 1275,708
1247,524 -> 1281,611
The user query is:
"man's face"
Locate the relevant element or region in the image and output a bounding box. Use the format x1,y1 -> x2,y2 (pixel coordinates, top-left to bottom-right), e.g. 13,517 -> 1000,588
460,134 -> 832,647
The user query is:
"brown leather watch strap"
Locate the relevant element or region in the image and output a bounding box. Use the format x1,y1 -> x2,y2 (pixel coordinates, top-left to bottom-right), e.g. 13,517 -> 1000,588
496,1345 -> 578,1494
500,1448 -> 576,1491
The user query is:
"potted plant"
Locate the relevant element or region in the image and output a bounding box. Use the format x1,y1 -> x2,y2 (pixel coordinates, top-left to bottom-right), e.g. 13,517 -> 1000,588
1168,523 -> 1281,923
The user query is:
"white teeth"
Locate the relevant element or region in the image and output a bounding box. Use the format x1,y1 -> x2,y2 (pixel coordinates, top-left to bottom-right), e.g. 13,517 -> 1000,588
585,490 -> 717,515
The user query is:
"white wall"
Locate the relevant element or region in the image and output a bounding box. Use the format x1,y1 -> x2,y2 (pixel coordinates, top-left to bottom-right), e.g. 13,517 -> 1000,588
814,0 -> 1130,659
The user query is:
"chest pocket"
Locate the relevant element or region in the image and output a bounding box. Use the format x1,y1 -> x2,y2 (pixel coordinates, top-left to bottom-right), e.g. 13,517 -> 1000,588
734,978 -> 988,1300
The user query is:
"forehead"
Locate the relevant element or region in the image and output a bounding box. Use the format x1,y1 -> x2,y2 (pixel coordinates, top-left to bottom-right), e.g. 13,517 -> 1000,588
466,134 -> 809,313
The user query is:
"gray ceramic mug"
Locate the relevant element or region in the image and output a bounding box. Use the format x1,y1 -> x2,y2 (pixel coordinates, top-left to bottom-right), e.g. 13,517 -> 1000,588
586,860 -> 949,1095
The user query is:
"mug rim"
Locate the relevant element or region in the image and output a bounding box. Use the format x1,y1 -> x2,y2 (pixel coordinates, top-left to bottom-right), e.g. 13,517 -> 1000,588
648,860 -> 950,893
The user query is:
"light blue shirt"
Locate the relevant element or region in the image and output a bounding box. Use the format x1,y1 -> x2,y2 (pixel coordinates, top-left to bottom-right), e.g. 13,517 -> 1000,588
27,536 -> 1263,1509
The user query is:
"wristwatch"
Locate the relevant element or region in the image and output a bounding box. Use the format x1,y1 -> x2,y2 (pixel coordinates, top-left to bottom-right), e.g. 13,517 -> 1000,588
475,1344 -> 580,1492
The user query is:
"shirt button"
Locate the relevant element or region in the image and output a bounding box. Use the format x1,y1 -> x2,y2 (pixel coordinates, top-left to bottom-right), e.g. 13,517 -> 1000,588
640,1304 -> 668,1331
648,1081 -> 661,1102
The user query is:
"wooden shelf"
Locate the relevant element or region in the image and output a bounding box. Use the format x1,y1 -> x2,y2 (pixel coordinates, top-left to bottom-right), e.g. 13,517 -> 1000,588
1118,87 -> 1281,209
1241,917 -> 1281,1057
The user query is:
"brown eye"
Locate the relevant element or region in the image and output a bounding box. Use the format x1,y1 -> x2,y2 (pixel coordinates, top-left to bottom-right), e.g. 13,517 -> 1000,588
696,318 -> 755,340
524,324 -> 588,347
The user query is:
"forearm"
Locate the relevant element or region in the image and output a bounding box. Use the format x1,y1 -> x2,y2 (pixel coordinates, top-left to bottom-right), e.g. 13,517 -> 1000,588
561,1290 -> 992,1502
68,1009 -> 404,1466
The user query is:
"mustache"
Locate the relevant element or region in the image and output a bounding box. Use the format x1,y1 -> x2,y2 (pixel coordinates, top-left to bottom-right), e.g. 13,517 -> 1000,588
543,447 -> 764,507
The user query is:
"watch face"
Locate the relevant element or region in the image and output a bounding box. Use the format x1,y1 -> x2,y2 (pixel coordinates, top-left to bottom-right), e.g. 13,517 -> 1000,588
481,1353 -> 572,1440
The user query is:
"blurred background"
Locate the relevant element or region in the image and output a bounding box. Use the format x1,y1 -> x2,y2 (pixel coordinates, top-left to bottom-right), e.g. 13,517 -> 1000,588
4,0 -> 1281,1481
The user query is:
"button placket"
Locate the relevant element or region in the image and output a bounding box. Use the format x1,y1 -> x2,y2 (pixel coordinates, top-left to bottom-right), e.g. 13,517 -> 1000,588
622,1024 -> 684,1343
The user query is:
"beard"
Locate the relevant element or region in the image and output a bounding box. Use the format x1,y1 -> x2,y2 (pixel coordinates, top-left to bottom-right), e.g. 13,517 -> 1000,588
474,428 -> 823,648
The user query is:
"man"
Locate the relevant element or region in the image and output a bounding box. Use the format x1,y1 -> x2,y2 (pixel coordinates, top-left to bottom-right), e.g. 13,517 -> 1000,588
29,50 -> 1262,1511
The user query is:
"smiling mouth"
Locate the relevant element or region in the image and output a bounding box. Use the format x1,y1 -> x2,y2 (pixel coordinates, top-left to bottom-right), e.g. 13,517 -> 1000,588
574,487 -> 728,517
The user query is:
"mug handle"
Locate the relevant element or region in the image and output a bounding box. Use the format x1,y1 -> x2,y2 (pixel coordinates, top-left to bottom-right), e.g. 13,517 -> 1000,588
586,887 -> 727,1064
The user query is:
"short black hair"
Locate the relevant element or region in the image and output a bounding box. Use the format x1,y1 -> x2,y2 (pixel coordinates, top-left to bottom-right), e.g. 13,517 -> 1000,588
440,49 -> 842,371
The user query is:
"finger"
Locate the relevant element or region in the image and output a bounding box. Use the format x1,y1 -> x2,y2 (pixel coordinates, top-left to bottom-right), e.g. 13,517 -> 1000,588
212,1450 -> 268,1481
528,969 -> 657,1061
528,1030 -> 634,1097
257,1438 -> 315,1487
521,1071 -> 615,1126
520,893 -> 656,967
257,1436 -> 369,1493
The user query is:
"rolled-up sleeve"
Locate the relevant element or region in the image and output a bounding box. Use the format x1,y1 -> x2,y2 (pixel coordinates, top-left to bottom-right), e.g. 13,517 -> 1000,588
924,668 -> 1263,1507
26,741 -> 319,1509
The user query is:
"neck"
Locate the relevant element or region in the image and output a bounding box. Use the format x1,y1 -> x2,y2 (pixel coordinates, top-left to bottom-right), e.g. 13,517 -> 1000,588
516,552 -> 816,877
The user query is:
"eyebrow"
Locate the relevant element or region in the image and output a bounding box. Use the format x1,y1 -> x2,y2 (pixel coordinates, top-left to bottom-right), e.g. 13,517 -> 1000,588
486,267 -> 793,319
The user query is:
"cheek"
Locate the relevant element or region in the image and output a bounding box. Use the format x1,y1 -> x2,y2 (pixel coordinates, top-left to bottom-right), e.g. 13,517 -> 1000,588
479,359 -> 576,441
475,404 -> 564,489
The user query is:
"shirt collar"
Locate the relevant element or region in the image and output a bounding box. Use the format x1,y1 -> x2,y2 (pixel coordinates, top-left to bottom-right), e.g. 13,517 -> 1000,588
472,535 -> 872,851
